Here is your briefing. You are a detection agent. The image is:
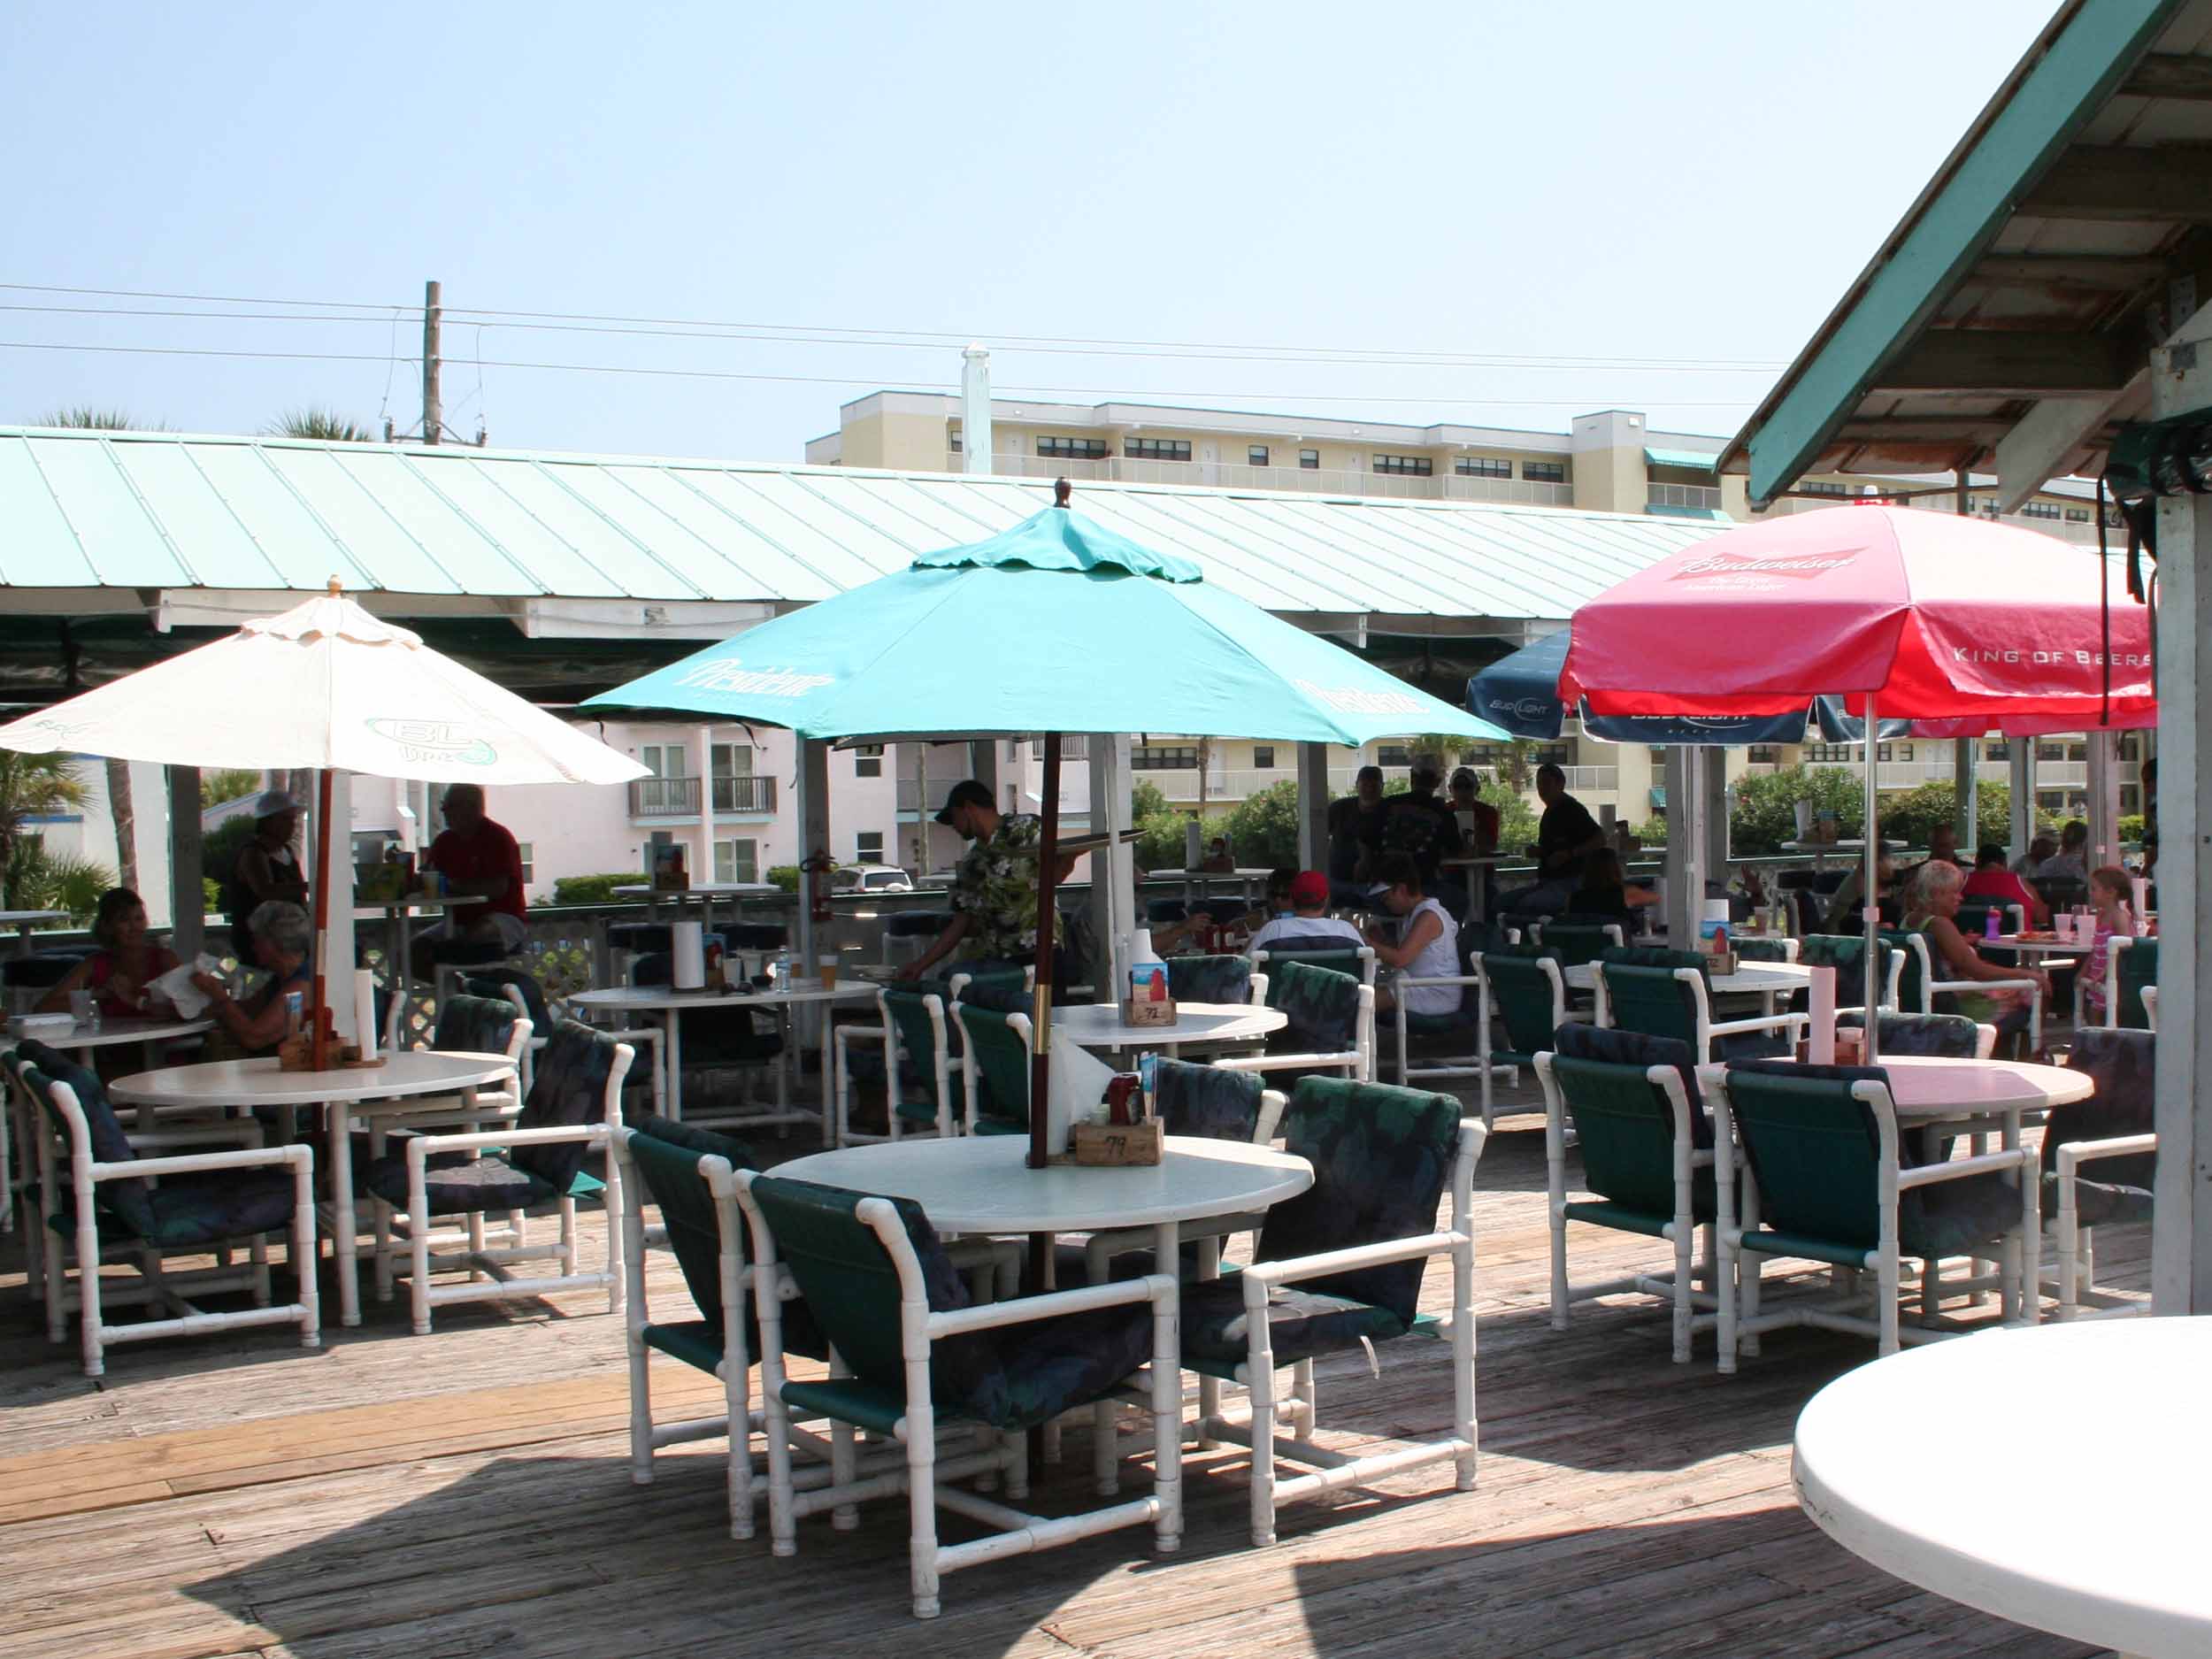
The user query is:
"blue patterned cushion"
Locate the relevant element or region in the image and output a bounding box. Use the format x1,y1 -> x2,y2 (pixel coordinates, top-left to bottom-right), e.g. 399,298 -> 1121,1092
50,1167 -> 299,1248
461,970 -> 550,1031
432,993 -> 519,1058
1179,1274 -> 1408,1371
1898,1171 -> 2027,1258
1267,959 -> 1359,1054
1550,1022 -> 1709,1146
18,1041 -> 156,1236
360,1149 -> 555,1211
1256,1078 -> 1460,1325
509,1020 -> 619,1193
1835,1011 -> 1979,1057
1153,1058 -> 1263,1141
1166,955 -> 1254,1005
2043,1027 -> 2156,1185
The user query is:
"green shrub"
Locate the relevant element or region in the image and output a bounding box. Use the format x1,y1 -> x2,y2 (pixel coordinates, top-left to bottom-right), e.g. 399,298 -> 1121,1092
549,872 -> 646,906
2119,813 -> 2147,845
766,864 -> 803,893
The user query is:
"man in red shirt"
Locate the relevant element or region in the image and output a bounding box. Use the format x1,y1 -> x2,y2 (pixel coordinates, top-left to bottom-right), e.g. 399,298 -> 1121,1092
409,783 -> 528,977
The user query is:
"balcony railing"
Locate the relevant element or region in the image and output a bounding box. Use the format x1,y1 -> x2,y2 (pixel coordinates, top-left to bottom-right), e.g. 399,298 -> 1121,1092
950,451 -> 1576,508
628,774 -> 778,817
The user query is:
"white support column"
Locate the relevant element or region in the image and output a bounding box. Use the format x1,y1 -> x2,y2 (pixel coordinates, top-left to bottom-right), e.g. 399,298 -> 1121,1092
2150,326 -> 2212,1315
166,765 -> 203,958
1295,742 -> 1331,872
695,725 -> 717,883
1663,748 -> 1704,945
322,772 -> 359,1044
1088,734 -> 1134,1002
1700,744 -> 1730,889
2008,749 -> 2033,860
967,740 -> 998,804
2085,729 -> 2121,871
795,740 -> 830,968
1954,739 -> 1978,850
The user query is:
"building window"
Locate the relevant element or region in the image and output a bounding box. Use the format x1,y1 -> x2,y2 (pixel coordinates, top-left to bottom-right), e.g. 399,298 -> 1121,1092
1531,743 -> 1570,766
1806,742 -> 1857,764
1298,449 -> 1319,469
856,830 -> 884,862
2064,507 -> 2090,523
714,839 -> 759,884
516,841 -> 534,885
1375,743 -> 1413,767
2020,500 -> 2062,520
1747,745 -> 1781,764
853,743 -> 883,779
1524,460 -> 1567,484
1125,438 -> 1191,462
1248,445 -> 1269,467
1800,480 -> 1849,497
949,431 -> 963,454
1037,436 -> 1108,460
1252,745 -> 1276,769
710,742 -> 752,778
1373,455 -> 1433,477
641,744 -> 684,778
1131,745 -> 1199,770
1455,456 -> 1511,479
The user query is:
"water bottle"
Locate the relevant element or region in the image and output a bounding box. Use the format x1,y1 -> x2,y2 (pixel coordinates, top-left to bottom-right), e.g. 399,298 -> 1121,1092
1984,908 -> 2001,942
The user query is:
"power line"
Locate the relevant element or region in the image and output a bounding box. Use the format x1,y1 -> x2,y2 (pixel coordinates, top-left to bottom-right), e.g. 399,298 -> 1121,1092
0,281 -> 1791,373
0,338 -> 1763,409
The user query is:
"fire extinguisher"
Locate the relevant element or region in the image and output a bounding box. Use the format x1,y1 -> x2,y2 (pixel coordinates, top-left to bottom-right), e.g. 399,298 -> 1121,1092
803,849 -> 835,926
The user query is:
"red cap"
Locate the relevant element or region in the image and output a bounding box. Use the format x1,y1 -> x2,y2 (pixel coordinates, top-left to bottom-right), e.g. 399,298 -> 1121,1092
1289,871 -> 1331,907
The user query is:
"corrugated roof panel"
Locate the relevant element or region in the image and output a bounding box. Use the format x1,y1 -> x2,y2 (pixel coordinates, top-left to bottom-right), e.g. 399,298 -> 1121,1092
0,428 -> 1742,622
25,436 -> 185,588
0,436 -> 131,587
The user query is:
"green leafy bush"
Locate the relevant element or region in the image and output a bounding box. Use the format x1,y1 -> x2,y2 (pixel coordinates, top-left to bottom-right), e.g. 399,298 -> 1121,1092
549,872 -> 647,906
2119,813 -> 2146,844
766,864 -> 803,894
1222,780 -> 1300,871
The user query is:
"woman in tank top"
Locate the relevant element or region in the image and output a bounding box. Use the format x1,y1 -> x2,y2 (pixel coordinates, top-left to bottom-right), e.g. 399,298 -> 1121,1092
1363,852 -> 1462,1018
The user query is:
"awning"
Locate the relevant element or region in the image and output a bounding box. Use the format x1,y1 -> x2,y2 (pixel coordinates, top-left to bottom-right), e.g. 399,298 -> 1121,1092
1644,504 -> 1733,522
1644,448 -> 1719,472
1648,787 -> 1666,809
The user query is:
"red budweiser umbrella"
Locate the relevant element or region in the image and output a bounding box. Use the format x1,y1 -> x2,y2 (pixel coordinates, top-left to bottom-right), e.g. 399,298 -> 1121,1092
1558,507 -> 2153,1050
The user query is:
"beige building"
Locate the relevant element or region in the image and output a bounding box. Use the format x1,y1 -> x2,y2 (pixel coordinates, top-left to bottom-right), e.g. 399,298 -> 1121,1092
814,393 -> 2118,840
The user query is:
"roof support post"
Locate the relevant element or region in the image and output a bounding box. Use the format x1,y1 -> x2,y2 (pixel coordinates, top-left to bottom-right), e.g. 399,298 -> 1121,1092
1955,740 -> 1979,850
166,765 -> 202,959
795,738 -> 830,974
1701,742 -> 1730,891
1663,748 -> 1705,948
695,725 -> 716,885
2008,746 -> 2034,862
1295,741 -> 1331,874
2150,335 -> 2212,1315
1087,734 -> 1133,1000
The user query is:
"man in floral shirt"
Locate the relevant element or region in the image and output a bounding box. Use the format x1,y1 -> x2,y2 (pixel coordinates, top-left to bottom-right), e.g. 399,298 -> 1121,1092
897,780 -> 1076,979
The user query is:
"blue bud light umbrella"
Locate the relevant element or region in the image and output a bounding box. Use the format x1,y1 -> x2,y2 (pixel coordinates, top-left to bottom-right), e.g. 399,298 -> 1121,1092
1470,627 -> 1818,745
588,488 -> 1510,1171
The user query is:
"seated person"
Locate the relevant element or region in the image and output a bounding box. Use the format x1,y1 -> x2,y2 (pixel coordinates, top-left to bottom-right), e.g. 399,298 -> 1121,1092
1363,853 -> 1461,1018
1565,848 -> 1657,925
1961,841 -> 2048,927
39,887 -> 180,1019
1446,766 -> 1500,855
1824,855 -> 1899,933
2011,833 -> 2056,877
193,900 -> 317,1058
1901,861 -> 2053,1042
1247,871 -> 1364,957
2036,819 -> 2089,884
1200,836 -> 1237,874
409,783 -> 529,979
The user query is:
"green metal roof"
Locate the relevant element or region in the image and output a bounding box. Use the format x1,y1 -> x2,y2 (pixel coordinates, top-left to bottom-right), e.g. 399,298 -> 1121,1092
1644,504 -> 1734,523
0,426 -> 1724,623
1643,448 -> 1718,472
1718,0 -> 2195,503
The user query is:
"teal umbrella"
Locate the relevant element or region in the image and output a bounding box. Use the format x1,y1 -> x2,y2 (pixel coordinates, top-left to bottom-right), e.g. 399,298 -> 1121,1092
587,490 -> 1509,1170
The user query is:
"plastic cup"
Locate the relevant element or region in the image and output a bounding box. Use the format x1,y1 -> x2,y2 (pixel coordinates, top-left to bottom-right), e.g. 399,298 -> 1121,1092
817,953 -> 839,990
67,988 -> 93,1025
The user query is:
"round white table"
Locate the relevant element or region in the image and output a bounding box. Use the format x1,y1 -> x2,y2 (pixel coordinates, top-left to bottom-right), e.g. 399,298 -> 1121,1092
37,1014 -> 212,1054
568,981 -> 872,1141
612,883 -> 782,927
0,909 -> 69,957
1870,1055 -> 2091,1141
1991,934 -> 2092,960
1795,1317 -> 2212,1659
1568,960 -> 1813,997
109,1049 -> 518,1327
1049,1001 -> 1286,1052
775,1133 -> 1312,1237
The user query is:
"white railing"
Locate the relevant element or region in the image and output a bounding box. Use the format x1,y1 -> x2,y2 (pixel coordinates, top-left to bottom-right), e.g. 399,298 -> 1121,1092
1800,757 -> 2091,789
952,452 -> 1575,507
1649,482 -> 1723,511
1758,494 -> 2104,545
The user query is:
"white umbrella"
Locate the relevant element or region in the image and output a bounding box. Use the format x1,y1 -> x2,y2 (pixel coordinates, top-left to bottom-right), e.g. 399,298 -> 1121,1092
0,581 -> 646,1062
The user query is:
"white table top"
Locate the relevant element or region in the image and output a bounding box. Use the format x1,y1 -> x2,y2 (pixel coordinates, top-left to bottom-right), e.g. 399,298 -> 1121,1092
569,982 -> 872,1014
109,1049 -> 516,1108
773,1133 -> 1314,1234
1050,1000 -> 1288,1050
350,897 -> 460,918
612,882 -> 781,898
35,1016 -> 212,1051
1991,934 -> 2092,957
1701,1054 -> 2093,1120
1178,867 -> 1275,879
1795,1318 -> 2212,1659
1569,960 -> 1812,996
0,910 -> 69,926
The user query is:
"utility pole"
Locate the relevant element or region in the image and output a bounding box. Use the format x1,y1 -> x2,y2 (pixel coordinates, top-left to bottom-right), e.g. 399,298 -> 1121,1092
421,279 -> 442,445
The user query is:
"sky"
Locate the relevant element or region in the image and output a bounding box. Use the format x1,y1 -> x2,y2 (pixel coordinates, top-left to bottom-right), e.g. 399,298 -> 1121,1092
2,2 -> 2056,462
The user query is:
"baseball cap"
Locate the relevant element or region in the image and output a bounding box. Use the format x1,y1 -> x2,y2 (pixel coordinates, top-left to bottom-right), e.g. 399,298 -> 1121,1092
1289,870 -> 1331,908
252,790 -> 300,819
933,779 -> 995,827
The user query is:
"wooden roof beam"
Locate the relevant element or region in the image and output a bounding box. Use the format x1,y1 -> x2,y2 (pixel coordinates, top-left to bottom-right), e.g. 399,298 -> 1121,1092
2121,52 -> 2212,100
1833,417 -> 2016,444
2018,144 -> 2212,221
1967,253 -> 2173,289
1870,330 -> 2139,395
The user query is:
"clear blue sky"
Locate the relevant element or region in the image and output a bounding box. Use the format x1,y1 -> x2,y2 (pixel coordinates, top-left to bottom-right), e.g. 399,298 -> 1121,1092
3,1 -> 2053,460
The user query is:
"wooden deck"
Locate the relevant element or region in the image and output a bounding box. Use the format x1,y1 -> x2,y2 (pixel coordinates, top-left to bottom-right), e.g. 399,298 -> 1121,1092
0,1073 -> 2133,1659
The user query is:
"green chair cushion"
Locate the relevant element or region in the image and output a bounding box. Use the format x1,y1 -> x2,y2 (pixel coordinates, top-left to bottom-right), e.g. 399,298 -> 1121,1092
1153,1058 -> 1264,1141
1179,1274 -> 1409,1375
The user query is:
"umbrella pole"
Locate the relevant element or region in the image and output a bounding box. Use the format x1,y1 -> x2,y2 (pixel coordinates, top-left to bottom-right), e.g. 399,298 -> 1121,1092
1028,733 -> 1063,1172
311,766 -> 335,1071
1863,695 -> 1879,1064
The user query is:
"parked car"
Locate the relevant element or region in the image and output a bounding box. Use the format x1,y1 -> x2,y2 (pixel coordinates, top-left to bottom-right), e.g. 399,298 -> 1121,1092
832,864 -> 915,895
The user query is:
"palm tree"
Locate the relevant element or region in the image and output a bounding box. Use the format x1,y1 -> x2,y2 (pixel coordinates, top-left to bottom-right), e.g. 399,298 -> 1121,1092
272,406 -> 375,442
38,405 -> 134,430
0,753 -> 89,908
204,768 -> 264,809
